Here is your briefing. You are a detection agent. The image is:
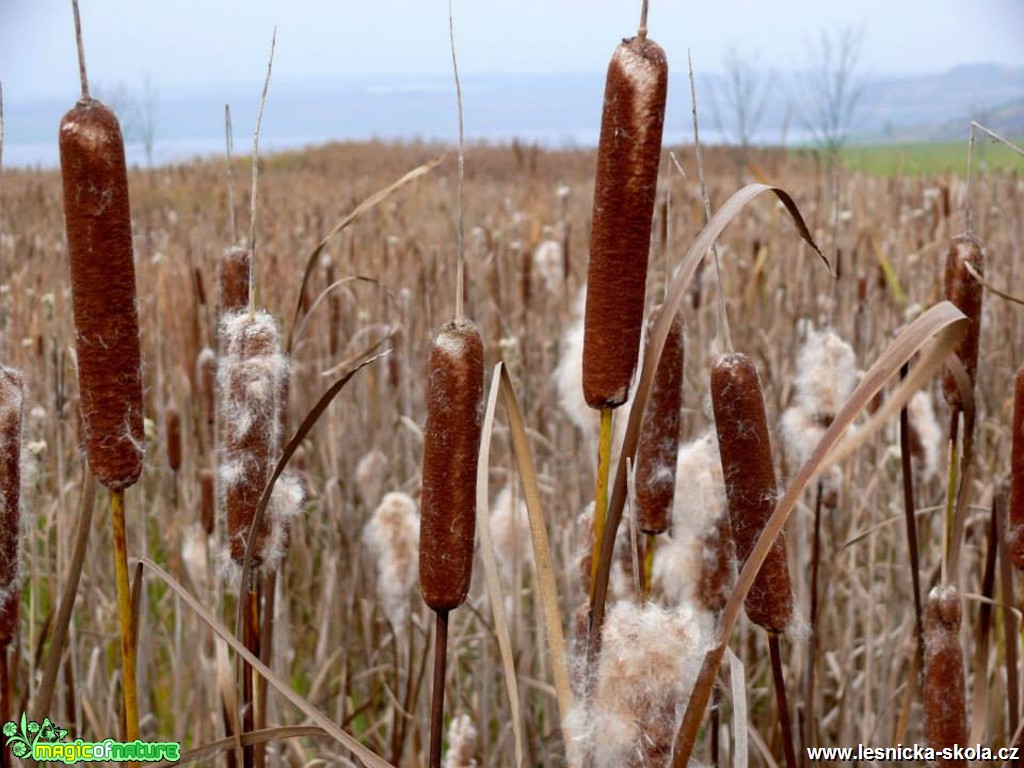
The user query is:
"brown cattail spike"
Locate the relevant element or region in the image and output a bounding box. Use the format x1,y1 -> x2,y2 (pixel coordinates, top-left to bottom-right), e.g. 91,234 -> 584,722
711,353 -> 792,633
941,234 -> 984,409
219,310 -> 286,565
582,34 -> 668,409
0,368 -> 24,647
636,304 -> 684,535
218,245 -> 251,319
60,99 -> 144,490
166,407 -> 182,473
1008,365 -> 1024,569
419,319 -> 484,612
199,468 -> 216,536
923,586 -> 968,762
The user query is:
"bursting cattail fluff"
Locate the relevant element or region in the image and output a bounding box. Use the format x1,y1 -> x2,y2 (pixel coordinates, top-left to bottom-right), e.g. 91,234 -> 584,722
652,429 -> 734,613
0,368 -> 24,646
711,353 -> 793,633
490,484 -> 531,585
419,320 -> 484,612
582,34 -> 667,409
218,309 -> 287,567
941,235 -> 984,409
443,713 -> 478,768
779,324 -> 858,503
636,304 -> 684,535
923,586 -> 968,762
565,601 -> 709,768
60,98 -> 144,490
363,491 -> 420,631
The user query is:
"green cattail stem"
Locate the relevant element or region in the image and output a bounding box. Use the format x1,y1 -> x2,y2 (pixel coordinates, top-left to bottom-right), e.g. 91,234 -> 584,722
642,534 -> 656,600
110,488 -> 139,746
590,408 -> 613,594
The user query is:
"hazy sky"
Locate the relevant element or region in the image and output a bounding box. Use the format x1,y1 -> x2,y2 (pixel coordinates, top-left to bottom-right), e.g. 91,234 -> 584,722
2,1 -> 1023,104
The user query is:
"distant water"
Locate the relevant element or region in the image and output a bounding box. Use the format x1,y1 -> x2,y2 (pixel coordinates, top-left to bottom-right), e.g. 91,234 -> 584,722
2,73 -> 798,169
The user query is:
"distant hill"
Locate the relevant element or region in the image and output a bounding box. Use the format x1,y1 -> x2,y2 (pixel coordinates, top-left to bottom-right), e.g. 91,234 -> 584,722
4,63 -> 1022,167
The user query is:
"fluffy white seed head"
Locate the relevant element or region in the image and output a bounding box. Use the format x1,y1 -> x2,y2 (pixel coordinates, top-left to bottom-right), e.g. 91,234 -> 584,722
363,491 -> 420,631
567,601 -> 710,767
907,389 -> 942,481
792,323 -> 858,424
443,713 -> 478,768
653,430 -> 729,609
533,237 -> 564,296
490,484 -> 531,583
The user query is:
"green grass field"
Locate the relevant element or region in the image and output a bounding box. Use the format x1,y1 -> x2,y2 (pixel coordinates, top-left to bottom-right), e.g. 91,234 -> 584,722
840,138 -> 1024,176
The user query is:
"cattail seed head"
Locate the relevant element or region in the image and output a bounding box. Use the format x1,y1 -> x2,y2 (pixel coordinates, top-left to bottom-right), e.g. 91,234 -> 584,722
419,319 -> 484,612
636,304 -> 684,534
199,468 -> 216,536
582,35 -> 668,409
60,98 -> 144,490
364,491 -> 420,631
0,368 -> 24,647
195,347 -> 217,430
218,309 -> 287,565
166,407 -> 182,473
218,246 -> 251,319
711,353 -> 792,633
566,601 -> 709,768
941,235 -> 984,409
923,586 -> 968,762
1007,365 -> 1024,569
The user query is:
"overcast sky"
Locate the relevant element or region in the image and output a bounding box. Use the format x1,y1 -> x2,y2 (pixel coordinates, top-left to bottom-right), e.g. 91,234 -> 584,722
2,1 -> 1023,104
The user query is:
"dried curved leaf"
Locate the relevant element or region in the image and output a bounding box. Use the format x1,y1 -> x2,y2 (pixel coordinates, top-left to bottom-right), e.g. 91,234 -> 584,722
498,367 -> 577,765
140,558 -> 394,768
477,362 -> 524,768
290,274 -> 387,355
286,156 -> 444,352
671,301 -> 968,766
154,725 -> 327,767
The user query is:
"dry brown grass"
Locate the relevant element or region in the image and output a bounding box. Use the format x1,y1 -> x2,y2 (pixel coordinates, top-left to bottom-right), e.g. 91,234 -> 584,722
0,138 -> 1021,765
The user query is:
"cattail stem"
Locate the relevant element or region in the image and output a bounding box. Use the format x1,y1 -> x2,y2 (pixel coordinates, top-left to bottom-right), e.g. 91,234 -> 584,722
710,684 -> 720,768
1,648 -> 9,766
225,104 -> 237,245
943,409 -> 960,582
803,481 -> 823,752
449,0 -> 466,324
898,363 -> 924,659
965,123 -> 976,236
242,574 -> 261,768
111,488 -> 139,746
428,609 -> 450,768
248,28 -> 276,322
637,0 -> 649,39
590,408 -> 614,594
71,0 -> 89,100
688,50 -> 732,352
768,633 -> 798,768
641,534 -> 656,600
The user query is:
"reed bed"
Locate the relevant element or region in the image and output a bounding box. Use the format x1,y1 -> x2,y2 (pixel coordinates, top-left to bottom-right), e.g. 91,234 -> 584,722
0,128 -> 1022,765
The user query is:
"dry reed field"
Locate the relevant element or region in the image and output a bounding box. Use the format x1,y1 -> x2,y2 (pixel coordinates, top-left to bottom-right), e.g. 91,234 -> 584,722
1,12 -> 1024,767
